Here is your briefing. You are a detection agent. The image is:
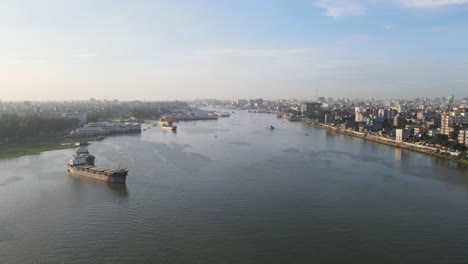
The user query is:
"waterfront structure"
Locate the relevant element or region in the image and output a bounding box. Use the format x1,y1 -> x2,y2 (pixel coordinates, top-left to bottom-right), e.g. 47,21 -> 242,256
70,122 -> 141,137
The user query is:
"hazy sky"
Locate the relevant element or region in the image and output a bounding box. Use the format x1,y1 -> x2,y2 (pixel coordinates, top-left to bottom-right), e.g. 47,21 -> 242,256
1,0 -> 468,101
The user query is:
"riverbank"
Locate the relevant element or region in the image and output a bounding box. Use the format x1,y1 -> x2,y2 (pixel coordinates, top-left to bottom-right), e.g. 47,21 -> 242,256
0,142 -> 77,159
0,121 -> 155,160
0,135 -> 110,160
304,121 -> 468,166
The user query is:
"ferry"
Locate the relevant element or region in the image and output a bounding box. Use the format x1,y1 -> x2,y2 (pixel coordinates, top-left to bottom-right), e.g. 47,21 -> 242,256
159,118 -> 177,131
67,143 -> 128,183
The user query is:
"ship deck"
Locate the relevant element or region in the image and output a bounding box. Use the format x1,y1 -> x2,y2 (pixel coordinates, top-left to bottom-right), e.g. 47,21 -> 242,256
75,165 -> 125,174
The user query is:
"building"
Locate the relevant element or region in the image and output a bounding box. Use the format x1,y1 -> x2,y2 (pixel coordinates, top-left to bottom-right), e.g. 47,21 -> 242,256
301,102 -> 321,115
414,127 -> 428,137
417,111 -> 425,121
396,129 -> 410,142
324,113 -> 335,124
355,112 -> 365,122
393,113 -> 403,127
441,113 -> 468,135
378,109 -> 396,120
447,95 -> 454,105
249,98 -> 263,109
62,113 -> 87,124
459,130 -> 468,147
236,99 -> 249,107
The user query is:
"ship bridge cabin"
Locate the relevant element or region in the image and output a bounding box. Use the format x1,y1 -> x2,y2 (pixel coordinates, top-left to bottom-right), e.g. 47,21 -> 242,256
77,143 -> 90,155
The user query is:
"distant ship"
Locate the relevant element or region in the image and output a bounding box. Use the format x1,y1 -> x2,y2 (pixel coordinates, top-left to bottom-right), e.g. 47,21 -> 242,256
67,143 -> 128,184
159,118 -> 177,131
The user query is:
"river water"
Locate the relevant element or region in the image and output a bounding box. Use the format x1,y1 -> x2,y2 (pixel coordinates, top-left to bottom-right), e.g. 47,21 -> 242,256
1,110 -> 468,264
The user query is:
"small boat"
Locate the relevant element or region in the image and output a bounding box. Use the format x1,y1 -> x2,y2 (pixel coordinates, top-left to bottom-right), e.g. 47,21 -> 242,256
268,126 -> 275,130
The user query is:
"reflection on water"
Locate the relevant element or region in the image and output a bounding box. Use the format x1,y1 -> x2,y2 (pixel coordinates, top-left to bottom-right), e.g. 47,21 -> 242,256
68,174 -> 129,198
0,220 -> 14,242
394,148 -> 402,161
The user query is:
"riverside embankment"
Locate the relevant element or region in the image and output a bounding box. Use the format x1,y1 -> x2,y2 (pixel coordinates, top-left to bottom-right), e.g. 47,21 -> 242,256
303,120 -> 468,166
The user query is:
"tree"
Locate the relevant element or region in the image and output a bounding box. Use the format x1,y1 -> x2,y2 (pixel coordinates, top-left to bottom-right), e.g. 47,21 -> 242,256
450,130 -> 459,141
433,134 -> 449,146
0,114 -> 80,141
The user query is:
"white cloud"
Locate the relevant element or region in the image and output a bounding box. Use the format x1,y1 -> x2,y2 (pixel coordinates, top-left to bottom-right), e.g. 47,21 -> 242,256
314,0 -> 468,18
384,24 -> 393,30
401,0 -> 468,8
314,0 -> 366,18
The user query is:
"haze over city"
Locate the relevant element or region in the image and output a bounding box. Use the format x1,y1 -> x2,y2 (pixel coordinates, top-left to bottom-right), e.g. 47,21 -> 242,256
1,0 -> 468,101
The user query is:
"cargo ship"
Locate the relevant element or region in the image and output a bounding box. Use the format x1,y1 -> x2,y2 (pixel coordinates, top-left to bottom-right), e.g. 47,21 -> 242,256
159,118 -> 177,131
67,143 -> 128,183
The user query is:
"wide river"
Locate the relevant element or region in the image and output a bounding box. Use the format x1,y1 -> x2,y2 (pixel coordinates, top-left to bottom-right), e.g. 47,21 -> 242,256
1,110 -> 468,263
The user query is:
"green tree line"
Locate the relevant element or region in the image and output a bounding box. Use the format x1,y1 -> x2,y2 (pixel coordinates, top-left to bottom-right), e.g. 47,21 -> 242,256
0,114 -> 80,141
432,134 -> 467,152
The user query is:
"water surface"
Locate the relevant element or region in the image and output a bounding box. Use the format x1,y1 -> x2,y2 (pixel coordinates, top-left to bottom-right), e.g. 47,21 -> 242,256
1,111 -> 468,263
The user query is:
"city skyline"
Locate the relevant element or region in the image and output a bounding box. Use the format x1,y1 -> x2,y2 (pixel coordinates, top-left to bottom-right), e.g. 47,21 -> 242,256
1,0 -> 468,101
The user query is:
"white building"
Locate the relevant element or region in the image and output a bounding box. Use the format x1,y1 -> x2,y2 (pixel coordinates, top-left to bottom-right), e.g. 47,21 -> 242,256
396,129 -> 410,142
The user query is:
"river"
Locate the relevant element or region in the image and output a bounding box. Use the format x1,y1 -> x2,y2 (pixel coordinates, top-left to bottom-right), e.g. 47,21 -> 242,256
1,110 -> 468,263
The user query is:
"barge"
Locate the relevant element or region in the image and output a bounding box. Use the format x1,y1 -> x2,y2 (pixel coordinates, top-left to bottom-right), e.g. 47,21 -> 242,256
67,143 -> 128,184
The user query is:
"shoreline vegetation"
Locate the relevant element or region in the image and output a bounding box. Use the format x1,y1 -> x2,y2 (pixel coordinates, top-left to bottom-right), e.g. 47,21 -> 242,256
0,122 -> 156,160
303,120 -> 468,166
0,136 -> 109,160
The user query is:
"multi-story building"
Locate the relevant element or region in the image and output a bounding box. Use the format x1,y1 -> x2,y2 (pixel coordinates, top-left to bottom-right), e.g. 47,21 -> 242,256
355,112 -> 365,122
396,129 -> 410,142
378,109 -> 396,120
393,113 -> 403,127
324,113 -> 335,124
441,112 -> 468,135
417,111 -> 425,120
249,98 -> 264,108
459,130 -> 468,147
414,127 -> 428,137
301,102 -> 321,115
236,99 -> 249,107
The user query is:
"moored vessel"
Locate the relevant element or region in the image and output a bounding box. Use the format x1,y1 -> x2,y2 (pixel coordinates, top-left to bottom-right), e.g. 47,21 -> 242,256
67,143 -> 128,183
159,118 -> 177,131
